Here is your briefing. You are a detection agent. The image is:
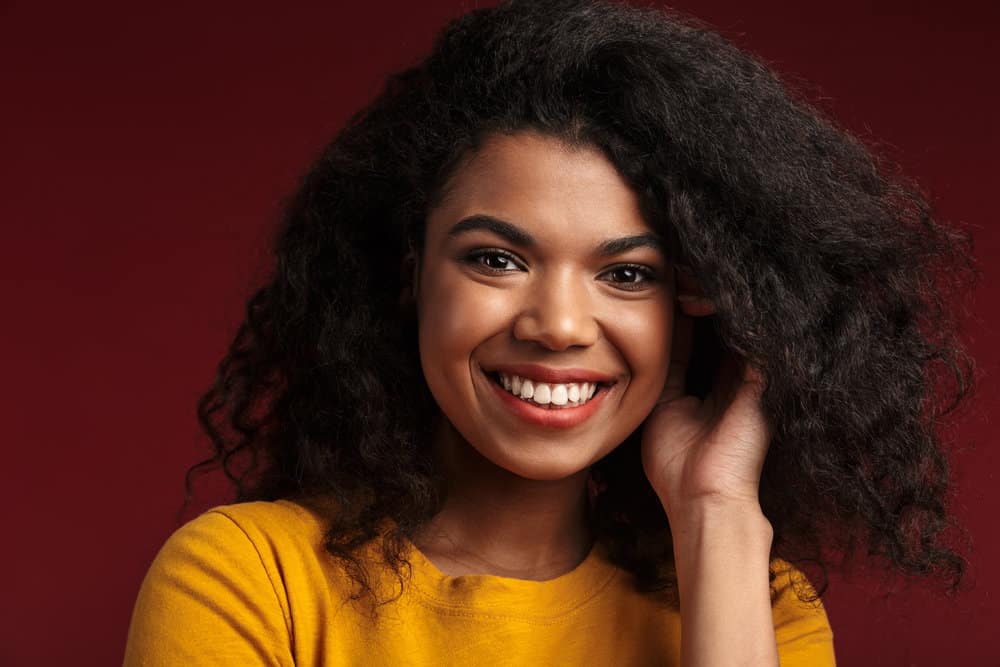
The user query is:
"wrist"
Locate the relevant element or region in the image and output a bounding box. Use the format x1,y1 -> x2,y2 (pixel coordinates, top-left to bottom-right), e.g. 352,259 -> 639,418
666,501 -> 779,667
666,501 -> 773,553
662,490 -> 770,525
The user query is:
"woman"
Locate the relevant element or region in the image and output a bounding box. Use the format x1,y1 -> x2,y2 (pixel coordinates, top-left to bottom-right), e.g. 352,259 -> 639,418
124,1 -> 973,664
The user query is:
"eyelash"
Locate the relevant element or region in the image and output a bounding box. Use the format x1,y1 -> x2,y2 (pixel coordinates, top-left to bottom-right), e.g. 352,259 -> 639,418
466,248 -> 523,272
463,249 -> 659,291
601,264 -> 658,290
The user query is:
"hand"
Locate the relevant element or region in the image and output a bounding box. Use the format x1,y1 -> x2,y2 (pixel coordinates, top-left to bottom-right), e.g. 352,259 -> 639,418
640,307 -> 771,520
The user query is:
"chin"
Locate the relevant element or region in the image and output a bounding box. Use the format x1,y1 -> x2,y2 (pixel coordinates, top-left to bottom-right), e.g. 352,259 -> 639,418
440,417 -> 622,483
485,443 -> 602,482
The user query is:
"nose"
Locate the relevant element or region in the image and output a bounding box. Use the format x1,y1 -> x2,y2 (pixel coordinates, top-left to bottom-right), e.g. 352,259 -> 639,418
512,270 -> 600,351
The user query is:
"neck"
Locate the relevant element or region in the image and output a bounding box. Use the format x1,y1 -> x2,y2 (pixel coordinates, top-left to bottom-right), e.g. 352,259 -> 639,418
412,421 -> 594,580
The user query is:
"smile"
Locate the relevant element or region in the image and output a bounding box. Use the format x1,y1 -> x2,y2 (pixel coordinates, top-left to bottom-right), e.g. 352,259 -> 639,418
495,372 -> 598,408
481,367 -> 613,429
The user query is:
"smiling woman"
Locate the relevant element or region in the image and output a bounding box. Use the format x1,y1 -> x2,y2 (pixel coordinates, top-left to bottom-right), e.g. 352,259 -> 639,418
123,0 -> 973,665
416,132 -> 673,482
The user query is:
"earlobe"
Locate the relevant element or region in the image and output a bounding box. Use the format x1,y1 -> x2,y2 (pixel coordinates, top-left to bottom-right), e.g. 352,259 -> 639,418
676,293 -> 717,317
674,265 -> 716,317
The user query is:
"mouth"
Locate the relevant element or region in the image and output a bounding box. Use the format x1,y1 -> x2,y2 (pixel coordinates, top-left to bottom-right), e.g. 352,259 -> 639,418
483,369 -> 614,410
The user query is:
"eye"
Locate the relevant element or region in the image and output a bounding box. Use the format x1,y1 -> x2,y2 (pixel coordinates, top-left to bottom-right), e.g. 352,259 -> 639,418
599,264 -> 658,291
463,249 -> 524,273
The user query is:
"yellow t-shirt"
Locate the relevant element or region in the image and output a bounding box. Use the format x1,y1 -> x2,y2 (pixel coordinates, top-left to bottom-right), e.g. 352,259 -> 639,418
124,500 -> 835,665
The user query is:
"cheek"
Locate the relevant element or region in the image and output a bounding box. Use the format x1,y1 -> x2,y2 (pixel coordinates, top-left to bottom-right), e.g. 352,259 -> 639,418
416,267 -> 514,386
607,301 -> 673,400
418,288 -> 470,360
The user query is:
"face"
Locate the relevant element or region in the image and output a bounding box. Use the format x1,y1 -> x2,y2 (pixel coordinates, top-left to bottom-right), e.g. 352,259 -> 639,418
415,131 -> 674,481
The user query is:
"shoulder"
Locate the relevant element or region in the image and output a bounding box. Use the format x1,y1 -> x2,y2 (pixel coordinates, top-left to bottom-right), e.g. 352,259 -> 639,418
192,499 -> 327,549
124,500 -> 332,665
769,558 -> 837,665
151,499 -> 327,575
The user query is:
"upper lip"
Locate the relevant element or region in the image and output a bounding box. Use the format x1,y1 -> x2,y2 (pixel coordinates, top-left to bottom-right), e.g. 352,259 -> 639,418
482,363 -> 617,385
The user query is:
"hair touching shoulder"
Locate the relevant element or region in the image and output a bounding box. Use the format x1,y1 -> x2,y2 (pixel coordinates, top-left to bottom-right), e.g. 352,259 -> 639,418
191,0 -> 975,606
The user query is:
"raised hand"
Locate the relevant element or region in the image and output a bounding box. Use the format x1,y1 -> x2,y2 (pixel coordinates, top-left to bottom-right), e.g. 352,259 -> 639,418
641,298 -> 780,667
640,305 -> 771,521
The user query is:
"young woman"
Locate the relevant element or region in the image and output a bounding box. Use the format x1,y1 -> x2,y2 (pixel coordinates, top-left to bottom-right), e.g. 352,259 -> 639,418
124,1 -> 973,664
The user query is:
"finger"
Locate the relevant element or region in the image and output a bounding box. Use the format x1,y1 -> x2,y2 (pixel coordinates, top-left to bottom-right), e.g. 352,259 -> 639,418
733,364 -> 773,457
716,355 -> 771,438
740,361 -> 766,399
703,352 -> 760,414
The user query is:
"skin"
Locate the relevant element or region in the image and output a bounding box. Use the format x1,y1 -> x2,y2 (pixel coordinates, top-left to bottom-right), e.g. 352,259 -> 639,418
413,130 -> 777,666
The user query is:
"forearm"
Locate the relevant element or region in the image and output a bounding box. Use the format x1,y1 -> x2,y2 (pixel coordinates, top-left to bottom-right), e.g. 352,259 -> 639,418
668,501 -> 778,667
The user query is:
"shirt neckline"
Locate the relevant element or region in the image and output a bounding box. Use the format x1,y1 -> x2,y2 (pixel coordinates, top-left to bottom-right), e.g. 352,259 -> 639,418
399,532 -> 621,620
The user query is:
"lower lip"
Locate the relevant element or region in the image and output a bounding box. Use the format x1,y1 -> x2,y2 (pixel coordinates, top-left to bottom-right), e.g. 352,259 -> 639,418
483,370 -> 610,429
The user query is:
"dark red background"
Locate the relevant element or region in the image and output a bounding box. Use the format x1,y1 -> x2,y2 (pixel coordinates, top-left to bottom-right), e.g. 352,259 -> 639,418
2,1 -> 996,664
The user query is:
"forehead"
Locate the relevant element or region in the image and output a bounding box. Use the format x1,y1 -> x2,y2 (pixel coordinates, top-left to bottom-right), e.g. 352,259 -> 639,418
428,131 -> 654,243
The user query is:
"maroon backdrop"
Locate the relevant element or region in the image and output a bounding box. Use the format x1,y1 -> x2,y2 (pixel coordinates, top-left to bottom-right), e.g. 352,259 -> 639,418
3,1 -> 996,664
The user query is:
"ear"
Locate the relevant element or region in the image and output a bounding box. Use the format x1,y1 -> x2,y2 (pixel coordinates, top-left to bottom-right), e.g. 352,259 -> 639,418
674,265 -> 716,317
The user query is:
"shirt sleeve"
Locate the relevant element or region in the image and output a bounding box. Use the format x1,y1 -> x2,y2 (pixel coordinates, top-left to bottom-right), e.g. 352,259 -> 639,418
770,559 -> 836,666
123,510 -> 295,666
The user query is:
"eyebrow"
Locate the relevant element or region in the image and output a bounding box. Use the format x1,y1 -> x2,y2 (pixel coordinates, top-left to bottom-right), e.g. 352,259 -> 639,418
447,214 -> 666,257
448,215 -> 534,247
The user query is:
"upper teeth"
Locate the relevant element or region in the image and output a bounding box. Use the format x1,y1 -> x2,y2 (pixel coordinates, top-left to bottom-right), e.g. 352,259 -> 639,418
497,372 -> 599,406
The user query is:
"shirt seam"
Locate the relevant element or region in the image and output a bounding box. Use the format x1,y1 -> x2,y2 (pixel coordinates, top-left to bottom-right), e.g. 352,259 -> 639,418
209,508 -> 296,642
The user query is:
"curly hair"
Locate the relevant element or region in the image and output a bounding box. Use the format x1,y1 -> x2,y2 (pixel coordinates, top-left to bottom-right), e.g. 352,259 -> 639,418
190,0 -> 975,608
